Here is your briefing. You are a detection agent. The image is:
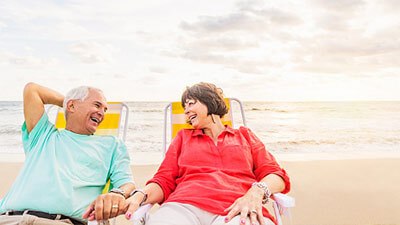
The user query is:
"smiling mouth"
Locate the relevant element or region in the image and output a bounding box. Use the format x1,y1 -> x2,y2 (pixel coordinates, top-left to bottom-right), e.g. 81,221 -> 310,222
90,117 -> 101,125
188,115 -> 197,124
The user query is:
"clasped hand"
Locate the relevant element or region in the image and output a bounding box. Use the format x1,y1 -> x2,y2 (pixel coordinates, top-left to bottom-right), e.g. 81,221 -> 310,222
82,192 -> 127,221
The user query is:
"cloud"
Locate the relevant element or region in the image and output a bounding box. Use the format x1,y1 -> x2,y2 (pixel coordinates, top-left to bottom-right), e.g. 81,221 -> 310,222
53,21 -> 91,41
180,4 -> 301,35
181,13 -> 258,33
175,0 -> 304,74
291,24 -> 400,74
0,20 -> 6,30
1,0 -> 399,101
240,7 -> 302,26
180,37 -> 260,52
180,51 -> 278,74
311,0 -> 366,13
380,0 -> 400,11
173,0 -> 400,78
136,75 -> 161,85
0,50 -> 58,68
149,66 -> 169,74
68,41 -> 116,64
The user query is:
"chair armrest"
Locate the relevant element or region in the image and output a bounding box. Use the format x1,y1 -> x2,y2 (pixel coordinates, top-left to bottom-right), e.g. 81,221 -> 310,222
273,193 -> 295,208
131,204 -> 153,225
271,193 -> 295,225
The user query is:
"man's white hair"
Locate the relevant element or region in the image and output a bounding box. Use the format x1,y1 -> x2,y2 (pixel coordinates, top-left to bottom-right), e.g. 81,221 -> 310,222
63,86 -> 103,113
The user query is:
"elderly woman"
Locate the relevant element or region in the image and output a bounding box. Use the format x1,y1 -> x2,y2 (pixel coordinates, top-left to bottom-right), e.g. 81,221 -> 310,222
126,82 -> 290,225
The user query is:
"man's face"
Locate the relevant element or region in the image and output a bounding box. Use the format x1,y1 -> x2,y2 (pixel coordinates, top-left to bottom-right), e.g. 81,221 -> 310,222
68,89 -> 108,135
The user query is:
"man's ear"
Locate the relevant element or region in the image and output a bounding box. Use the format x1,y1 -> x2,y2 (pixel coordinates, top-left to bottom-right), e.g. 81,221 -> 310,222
66,100 -> 75,113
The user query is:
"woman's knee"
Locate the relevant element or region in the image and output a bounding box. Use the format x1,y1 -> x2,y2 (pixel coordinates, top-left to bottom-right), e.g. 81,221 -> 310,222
146,203 -> 201,225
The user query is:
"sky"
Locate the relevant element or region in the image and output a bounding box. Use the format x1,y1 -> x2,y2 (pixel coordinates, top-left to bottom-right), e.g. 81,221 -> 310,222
0,0 -> 399,102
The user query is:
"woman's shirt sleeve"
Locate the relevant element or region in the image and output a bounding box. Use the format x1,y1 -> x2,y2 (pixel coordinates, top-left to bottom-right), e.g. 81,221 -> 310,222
240,126 -> 291,194
146,130 -> 183,202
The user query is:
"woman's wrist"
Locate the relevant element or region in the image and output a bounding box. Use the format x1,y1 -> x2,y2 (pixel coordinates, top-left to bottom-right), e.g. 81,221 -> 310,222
129,189 -> 148,206
252,182 -> 272,204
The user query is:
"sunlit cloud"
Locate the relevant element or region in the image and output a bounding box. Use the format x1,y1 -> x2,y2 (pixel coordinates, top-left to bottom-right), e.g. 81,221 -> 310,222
0,50 -> 58,68
0,0 -> 399,101
68,41 -> 116,64
149,66 -> 169,74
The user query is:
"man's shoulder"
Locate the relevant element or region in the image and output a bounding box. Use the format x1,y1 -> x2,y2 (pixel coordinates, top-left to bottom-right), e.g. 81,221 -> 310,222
90,135 -> 126,149
60,131 -> 123,147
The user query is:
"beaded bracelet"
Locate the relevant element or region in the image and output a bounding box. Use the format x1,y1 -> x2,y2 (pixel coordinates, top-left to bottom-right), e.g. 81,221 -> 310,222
252,182 -> 272,204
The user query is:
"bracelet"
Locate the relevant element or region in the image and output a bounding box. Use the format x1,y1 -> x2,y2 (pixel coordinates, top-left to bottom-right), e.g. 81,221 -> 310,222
252,182 -> 271,204
109,188 -> 126,198
130,189 -> 148,206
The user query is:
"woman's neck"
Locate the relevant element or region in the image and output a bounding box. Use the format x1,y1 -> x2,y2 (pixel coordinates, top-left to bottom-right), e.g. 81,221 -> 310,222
203,115 -> 225,144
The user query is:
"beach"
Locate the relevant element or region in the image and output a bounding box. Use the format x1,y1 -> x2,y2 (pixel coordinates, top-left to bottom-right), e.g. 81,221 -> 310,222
2,153 -> 400,225
1,101 -> 400,224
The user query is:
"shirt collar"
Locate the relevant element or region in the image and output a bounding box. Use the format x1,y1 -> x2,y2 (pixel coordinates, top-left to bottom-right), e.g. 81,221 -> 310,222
224,125 -> 235,134
191,125 -> 235,136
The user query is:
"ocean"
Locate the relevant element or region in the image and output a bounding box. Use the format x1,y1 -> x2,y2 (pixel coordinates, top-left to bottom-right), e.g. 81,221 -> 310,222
1,101 -> 400,157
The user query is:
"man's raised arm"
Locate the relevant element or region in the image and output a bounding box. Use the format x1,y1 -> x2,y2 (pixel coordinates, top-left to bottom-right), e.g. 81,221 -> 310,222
23,82 -> 64,133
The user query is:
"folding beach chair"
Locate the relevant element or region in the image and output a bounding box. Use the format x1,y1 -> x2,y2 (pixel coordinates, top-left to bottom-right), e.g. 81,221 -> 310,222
132,98 -> 294,225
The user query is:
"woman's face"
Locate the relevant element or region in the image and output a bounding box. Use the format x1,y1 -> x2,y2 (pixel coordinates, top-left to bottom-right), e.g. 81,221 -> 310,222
183,98 -> 210,129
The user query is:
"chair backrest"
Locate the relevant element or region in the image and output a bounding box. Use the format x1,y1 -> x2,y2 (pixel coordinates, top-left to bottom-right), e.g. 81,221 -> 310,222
54,102 -> 129,141
162,98 -> 246,155
51,102 -> 129,193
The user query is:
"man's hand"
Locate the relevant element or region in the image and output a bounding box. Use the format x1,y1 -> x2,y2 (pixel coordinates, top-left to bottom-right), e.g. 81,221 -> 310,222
23,82 -> 64,133
82,192 -> 127,221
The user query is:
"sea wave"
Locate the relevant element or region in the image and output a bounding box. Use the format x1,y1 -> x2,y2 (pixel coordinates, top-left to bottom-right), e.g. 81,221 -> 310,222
2,101 -> 400,155
0,127 -> 20,135
270,139 -> 337,146
248,107 -> 288,113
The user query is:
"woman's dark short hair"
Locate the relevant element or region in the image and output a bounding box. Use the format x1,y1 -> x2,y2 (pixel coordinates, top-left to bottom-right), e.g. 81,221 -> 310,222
181,82 -> 228,118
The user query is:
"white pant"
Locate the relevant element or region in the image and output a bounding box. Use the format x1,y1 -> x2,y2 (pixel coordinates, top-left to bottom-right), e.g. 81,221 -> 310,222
147,202 -> 274,225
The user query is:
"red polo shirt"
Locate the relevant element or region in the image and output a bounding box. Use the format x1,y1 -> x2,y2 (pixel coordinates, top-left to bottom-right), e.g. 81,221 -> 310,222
147,126 -> 290,224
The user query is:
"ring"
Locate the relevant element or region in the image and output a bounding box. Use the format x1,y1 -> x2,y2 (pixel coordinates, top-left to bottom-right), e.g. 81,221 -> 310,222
250,210 -> 257,214
112,204 -> 118,209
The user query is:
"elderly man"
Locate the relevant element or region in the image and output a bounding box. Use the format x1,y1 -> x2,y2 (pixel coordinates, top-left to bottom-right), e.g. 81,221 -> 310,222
0,83 -> 135,225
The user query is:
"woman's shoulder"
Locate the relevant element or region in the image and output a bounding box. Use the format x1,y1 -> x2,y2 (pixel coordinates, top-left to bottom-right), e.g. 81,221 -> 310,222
234,126 -> 258,141
237,125 -> 252,133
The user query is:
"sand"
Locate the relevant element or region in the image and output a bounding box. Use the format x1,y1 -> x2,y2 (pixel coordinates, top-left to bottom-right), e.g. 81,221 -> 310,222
1,157 -> 400,225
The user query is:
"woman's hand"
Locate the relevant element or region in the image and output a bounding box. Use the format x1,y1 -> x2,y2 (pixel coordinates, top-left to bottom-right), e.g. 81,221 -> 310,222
124,183 -> 165,220
124,191 -> 147,220
224,186 -> 266,225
